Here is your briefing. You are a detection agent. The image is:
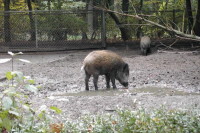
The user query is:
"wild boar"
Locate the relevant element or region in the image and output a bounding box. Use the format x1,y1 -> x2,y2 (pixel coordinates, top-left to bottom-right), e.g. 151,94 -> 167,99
81,50 -> 129,91
140,36 -> 151,56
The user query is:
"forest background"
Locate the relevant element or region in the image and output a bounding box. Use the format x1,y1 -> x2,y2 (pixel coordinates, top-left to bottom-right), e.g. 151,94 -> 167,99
0,0 -> 200,45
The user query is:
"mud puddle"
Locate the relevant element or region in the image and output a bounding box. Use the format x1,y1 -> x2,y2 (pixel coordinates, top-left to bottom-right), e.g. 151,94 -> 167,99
133,87 -> 200,96
54,89 -> 127,97
52,86 -> 200,98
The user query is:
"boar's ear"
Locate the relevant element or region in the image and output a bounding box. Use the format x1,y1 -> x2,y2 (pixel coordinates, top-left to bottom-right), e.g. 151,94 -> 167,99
123,63 -> 129,72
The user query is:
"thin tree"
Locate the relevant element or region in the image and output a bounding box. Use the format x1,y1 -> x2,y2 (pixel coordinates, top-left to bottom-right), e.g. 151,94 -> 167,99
87,0 -> 94,38
3,0 -> 11,42
136,0 -> 143,38
47,0 -> 51,10
27,0 -> 36,41
193,0 -> 200,36
106,0 -> 131,41
122,0 -> 131,40
94,5 -> 200,40
185,0 -> 193,34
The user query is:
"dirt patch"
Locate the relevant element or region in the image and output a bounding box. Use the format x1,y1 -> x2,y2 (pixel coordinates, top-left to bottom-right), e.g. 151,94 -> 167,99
1,47 -> 200,120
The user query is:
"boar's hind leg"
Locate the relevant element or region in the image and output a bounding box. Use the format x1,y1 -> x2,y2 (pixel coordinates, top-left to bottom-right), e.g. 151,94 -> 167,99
85,72 -> 91,91
148,47 -> 151,53
93,75 -> 99,90
105,74 -> 111,89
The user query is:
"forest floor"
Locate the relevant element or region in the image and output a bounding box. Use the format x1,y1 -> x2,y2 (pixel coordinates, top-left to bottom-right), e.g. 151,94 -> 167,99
0,45 -> 200,121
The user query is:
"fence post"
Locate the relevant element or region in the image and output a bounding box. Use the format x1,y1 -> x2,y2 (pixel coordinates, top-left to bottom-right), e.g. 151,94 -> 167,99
101,10 -> 106,49
34,10 -> 38,49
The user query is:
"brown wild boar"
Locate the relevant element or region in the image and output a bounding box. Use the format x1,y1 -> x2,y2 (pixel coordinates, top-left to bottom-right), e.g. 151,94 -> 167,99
140,36 -> 151,56
81,50 -> 129,91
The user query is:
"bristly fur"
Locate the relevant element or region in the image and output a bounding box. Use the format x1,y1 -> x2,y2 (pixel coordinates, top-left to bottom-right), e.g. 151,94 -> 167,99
82,50 -> 129,90
140,36 -> 151,56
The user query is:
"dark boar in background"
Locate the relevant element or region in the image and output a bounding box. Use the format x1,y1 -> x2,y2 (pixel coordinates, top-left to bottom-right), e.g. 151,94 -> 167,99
81,50 -> 129,91
140,36 -> 151,56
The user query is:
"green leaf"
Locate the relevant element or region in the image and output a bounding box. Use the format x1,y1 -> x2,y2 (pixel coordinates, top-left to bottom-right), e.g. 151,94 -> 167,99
8,51 -> 15,56
50,106 -> 62,114
2,117 -> 11,131
12,71 -> 23,79
16,52 -> 23,55
2,96 -> 13,110
25,84 -> 38,94
37,128 -> 46,132
6,72 -> 13,80
38,111 -> 44,119
0,118 -> 2,125
3,88 -> 16,96
9,110 -> 20,117
22,104 -> 30,111
0,58 -> 12,63
27,79 -> 35,84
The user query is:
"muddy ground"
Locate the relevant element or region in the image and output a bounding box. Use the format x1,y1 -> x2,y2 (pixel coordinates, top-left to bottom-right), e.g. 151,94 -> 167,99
0,46 -> 200,121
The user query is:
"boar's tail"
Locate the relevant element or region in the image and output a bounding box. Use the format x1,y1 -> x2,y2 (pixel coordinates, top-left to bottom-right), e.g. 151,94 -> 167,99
81,65 -> 85,71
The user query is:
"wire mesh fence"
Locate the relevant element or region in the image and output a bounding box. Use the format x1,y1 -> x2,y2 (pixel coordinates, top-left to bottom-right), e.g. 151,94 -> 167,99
0,9 -> 196,52
0,10 -> 106,52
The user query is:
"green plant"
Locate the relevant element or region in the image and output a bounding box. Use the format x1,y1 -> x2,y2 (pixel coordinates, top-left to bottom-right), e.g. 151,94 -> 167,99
0,52 -> 62,133
0,71 -> 37,132
61,108 -> 200,133
0,51 -> 31,70
0,51 -> 31,85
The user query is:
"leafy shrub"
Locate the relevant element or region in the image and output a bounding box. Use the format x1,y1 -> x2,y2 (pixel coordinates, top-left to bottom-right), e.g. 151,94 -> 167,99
62,109 -> 200,133
0,52 -> 61,133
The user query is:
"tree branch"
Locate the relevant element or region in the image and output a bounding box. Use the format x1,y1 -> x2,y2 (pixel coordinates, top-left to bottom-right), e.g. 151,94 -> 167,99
94,6 -> 200,41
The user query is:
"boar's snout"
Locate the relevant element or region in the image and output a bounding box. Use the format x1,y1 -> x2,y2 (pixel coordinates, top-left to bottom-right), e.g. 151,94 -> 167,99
122,82 -> 128,87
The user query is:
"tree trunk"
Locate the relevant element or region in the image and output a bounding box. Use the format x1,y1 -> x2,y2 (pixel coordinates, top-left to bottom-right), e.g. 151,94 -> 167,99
185,0 -> 194,33
136,0 -> 143,38
87,0 -> 94,38
3,0 -> 11,42
171,0 -> 176,35
108,12 -> 130,41
47,0 -> 51,10
122,0 -> 129,14
121,0 -> 131,41
27,0 -> 36,41
193,0 -> 200,36
94,5 -> 200,41
106,0 -> 131,41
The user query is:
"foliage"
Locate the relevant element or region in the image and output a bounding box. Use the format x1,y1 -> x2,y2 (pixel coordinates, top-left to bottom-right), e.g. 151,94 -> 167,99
104,0 -> 199,39
62,108 -> 200,133
37,12 -> 88,41
36,1 -> 87,41
0,52 -> 61,133
39,0 -> 86,10
0,71 -> 36,132
0,0 -> 37,11
0,0 -> 200,41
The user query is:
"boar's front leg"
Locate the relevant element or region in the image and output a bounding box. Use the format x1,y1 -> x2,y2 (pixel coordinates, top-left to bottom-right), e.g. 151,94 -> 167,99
105,74 -> 111,89
85,72 -> 91,91
93,74 -> 99,90
110,73 -> 117,89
